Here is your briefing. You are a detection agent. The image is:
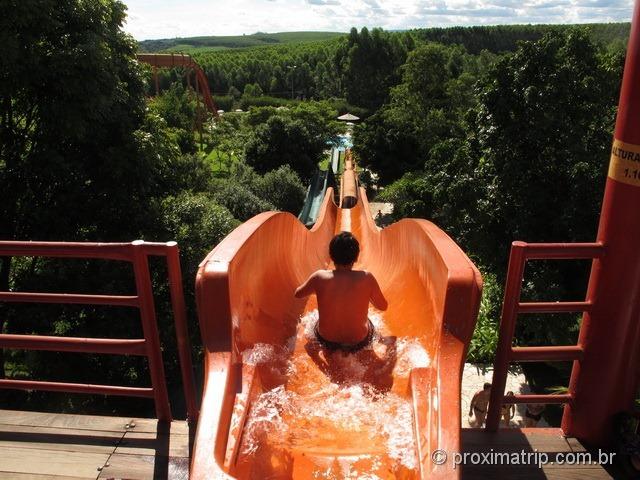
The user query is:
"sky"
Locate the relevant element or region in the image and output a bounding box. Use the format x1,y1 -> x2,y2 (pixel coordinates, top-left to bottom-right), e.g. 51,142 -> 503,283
122,0 -> 634,40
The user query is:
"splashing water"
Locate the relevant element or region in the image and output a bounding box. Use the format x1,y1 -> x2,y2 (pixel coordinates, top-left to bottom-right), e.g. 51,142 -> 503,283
237,309 -> 431,477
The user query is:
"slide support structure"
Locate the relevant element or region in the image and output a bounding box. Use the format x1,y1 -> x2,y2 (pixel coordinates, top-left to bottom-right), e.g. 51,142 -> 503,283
561,0 -> 640,445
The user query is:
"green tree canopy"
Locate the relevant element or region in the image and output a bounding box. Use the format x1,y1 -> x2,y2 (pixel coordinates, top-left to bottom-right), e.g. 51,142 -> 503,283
354,42 -> 481,184
0,0 -> 168,242
341,27 -> 410,110
243,103 -> 342,181
0,0 -> 238,411
375,30 -> 624,355
149,83 -> 196,131
473,29 -> 619,268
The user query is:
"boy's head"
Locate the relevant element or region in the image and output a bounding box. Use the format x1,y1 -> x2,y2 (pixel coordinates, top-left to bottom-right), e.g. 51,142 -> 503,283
329,231 -> 359,266
483,383 -> 492,391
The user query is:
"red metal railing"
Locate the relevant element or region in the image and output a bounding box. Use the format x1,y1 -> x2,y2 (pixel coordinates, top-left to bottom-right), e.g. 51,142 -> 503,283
486,241 -> 605,431
0,240 -> 198,423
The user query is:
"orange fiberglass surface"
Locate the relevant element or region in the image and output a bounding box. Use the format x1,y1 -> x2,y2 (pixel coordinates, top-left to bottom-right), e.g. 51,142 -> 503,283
191,161 -> 482,479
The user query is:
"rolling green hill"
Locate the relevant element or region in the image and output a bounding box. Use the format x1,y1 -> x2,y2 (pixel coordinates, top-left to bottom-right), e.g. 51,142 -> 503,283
137,31 -> 347,53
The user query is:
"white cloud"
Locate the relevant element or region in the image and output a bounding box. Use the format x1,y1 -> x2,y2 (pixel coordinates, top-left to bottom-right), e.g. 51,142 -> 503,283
121,0 -> 633,41
307,0 -> 340,5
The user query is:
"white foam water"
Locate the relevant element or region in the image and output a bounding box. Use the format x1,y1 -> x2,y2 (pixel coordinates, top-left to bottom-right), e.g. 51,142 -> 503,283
242,383 -> 418,471
242,342 -> 297,379
239,309 -> 430,475
393,337 -> 431,377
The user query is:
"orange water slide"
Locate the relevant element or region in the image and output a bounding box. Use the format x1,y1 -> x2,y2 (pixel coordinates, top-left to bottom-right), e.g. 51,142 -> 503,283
191,175 -> 482,478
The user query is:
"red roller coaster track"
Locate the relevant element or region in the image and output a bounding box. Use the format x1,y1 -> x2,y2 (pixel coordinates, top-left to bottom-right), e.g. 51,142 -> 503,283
136,53 -> 218,116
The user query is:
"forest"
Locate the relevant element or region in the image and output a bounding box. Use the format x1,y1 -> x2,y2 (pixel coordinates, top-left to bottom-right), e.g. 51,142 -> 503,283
146,22 -> 628,107
0,0 -> 630,419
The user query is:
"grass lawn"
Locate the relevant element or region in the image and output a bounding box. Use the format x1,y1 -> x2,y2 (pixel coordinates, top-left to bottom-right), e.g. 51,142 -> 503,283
201,147 -> 238,175
318,148 -> 346,172
318,156 -> 330,170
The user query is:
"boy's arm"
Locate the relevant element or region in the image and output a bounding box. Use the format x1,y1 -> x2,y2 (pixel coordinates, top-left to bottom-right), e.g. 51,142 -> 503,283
294,272 -> 317,298
368,273 -> 388,311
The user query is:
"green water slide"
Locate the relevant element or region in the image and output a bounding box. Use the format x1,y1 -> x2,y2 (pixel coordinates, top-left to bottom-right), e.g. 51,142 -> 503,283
298,167 -> 337,227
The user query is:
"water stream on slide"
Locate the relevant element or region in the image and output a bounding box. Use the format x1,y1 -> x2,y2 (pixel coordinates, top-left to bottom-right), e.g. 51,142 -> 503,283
234,309 -> 431,479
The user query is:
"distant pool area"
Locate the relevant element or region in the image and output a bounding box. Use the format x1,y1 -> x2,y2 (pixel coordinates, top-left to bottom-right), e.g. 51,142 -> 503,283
337,134 -> 353,150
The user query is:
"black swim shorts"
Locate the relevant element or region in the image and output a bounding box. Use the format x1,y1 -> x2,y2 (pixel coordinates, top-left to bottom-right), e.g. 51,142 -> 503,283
313,319 -> 375,352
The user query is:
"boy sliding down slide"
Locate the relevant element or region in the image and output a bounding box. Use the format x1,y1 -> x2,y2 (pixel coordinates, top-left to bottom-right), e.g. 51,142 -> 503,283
294,231 -> 388,352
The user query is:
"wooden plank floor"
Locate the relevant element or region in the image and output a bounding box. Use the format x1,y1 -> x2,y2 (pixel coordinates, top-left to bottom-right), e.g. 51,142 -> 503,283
462,428 -> 614,479
0,411 -> 618,479
0,409 -> 189,480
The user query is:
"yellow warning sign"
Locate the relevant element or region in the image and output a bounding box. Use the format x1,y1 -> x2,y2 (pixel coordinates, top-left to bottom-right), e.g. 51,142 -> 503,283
609,139 -> 640,187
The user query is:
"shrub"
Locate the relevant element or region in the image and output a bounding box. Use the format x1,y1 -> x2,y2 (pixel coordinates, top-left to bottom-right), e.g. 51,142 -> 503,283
239,95 -> 296,110
160,192 -> 239,272
255,165 -> 306,214
376,172 -> 432,221
167,127 -> 197,154
228,160 -> 262,191
244,115 -> 324,181
467,270 -> 502,364
211,181 -> 275,221
213,95 -> 234,112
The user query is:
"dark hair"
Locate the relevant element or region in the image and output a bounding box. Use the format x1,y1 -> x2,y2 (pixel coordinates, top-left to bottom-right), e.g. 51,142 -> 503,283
329,231 -> 359,266
483,383 -> 492,390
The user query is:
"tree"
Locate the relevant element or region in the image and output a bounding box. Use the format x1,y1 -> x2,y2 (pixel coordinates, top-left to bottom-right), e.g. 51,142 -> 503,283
0,0 -> 154,382
243,83 -> 264,97
255,165 -> 306,214
243,103 -> 342,181
473,29 -> 618,271
228,85 -> 241,99
378,30 -> 622,353
353,110 -> 422,184
342,27 -> 409,110
0,0 -> 152,242
354,42 -> 480,183
376,172 -> 432,219
160,192 -> 239,276
211,181 -> 275,221
468,30 -> 621,348
0,0 -> 221,414
149,83 -> 196,131
148,84 -> 198,154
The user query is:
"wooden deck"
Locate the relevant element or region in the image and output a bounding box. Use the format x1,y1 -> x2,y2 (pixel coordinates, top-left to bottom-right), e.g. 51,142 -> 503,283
462,428 -> 614,479
0,410 -> 618,479
0,409 -> 189,480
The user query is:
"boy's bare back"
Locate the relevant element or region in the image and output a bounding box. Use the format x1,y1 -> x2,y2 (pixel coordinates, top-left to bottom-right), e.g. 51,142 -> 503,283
295,268 -> 387,344
294,232 -> 388,346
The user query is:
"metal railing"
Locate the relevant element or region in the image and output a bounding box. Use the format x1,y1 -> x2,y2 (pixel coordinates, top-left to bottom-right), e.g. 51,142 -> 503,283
0,240 -> 198,423
486,241 -> 605,431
